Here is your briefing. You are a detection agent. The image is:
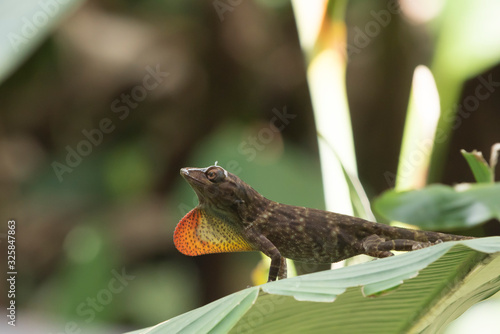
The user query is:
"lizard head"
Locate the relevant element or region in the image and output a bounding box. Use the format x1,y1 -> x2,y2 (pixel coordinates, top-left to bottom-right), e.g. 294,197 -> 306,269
180,164 -> 261,217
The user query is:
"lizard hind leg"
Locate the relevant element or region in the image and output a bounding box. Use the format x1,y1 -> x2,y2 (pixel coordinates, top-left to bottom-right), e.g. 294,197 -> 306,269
362,235 -> 394,258
362,234 -> 432,258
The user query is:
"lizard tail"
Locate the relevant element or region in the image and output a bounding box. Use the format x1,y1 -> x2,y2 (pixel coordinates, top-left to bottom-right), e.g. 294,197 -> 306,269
415,229 -> 474,242
377,223 -> 473,243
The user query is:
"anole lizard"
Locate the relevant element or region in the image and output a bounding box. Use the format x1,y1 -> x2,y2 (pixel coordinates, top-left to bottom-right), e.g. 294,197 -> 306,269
174,164 -> 473,282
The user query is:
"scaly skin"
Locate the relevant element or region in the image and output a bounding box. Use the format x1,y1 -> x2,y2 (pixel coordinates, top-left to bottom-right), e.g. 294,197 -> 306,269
174,165 -> 473,282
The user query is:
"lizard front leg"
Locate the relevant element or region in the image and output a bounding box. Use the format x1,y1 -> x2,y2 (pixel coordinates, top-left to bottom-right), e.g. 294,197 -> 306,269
245,230 -> 286,282
277,256 -> 287,280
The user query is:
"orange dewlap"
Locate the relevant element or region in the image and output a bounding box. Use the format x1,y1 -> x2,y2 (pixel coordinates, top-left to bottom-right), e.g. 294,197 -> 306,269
174,208 -> 254,256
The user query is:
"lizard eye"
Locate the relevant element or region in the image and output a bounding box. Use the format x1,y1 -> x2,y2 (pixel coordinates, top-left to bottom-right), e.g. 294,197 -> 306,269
205,167 -> 225,183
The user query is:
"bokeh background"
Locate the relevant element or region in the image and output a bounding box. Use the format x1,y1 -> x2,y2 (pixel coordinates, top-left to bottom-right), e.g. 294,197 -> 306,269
1,0 -> 499,333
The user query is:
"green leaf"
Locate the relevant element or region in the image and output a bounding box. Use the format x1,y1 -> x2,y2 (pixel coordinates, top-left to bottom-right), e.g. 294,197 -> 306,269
317,132 -> 375,221
433,0 -> 500,81
0,0 -> 84,83
127,238 -> 500,334
374,183 -> 500,230
461,149 -> 493,183
293,0 -> 360,218
429,0 -> 500,181
126,288 -> 259,334
396,65 -> 440,191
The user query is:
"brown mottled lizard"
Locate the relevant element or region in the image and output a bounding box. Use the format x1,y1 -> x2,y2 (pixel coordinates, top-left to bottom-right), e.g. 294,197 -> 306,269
174,164 -> 473,282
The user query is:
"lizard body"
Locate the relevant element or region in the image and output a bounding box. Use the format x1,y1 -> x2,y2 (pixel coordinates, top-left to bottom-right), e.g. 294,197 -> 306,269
174,165 -> 473,282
